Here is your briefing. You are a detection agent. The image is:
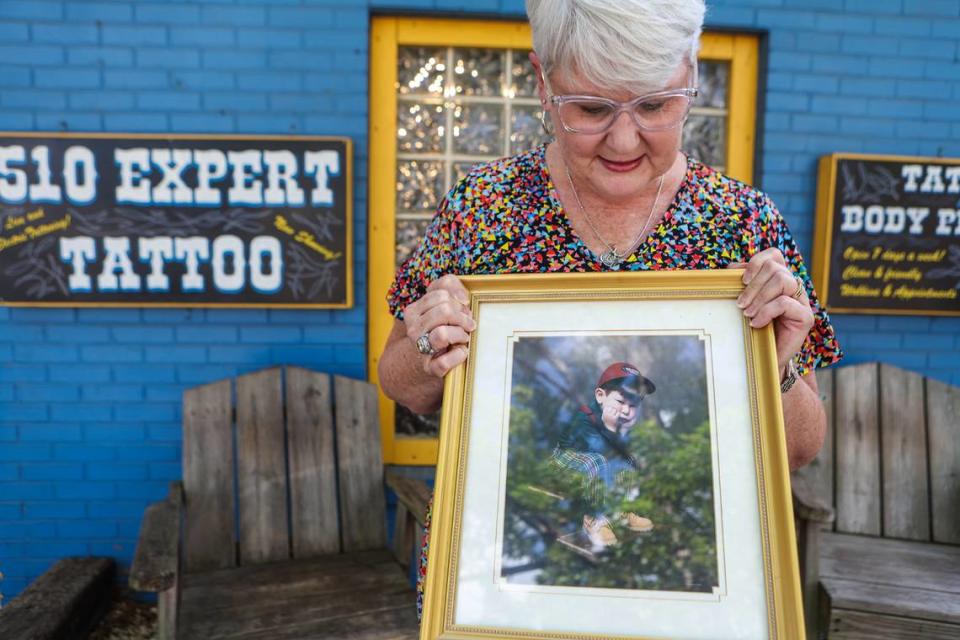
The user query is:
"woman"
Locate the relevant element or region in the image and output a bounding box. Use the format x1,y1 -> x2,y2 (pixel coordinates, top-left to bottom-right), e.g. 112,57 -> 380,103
378,0 -> 842,617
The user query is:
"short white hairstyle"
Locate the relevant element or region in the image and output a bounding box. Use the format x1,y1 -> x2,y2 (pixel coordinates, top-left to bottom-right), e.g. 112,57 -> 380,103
526,0 -> 705,95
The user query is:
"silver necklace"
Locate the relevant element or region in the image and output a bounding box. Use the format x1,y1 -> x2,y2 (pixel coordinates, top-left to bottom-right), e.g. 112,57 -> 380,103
564,165 -> 665,269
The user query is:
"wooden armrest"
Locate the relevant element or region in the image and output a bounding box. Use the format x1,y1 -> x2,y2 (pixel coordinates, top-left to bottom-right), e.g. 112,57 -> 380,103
791,472 -> 835,524
385,470 -> 432,526
129,482 -> 183,593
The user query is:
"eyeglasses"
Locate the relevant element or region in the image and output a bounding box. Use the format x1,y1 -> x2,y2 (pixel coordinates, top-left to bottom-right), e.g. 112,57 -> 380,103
543,75 -> 699,134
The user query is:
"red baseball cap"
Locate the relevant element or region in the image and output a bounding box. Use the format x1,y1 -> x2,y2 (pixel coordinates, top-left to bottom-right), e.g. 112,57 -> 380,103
596,362 -> 655,398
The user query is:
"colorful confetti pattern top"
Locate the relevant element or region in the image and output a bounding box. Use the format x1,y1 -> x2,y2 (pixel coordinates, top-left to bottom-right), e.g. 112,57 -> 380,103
388,144 -> 843,375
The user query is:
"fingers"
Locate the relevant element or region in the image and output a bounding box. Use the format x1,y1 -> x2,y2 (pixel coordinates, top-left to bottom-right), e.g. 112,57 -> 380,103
427,274 -> 470,305
423,344 -> 469,378
738,250 -> 806,313
748,295 -> 812,330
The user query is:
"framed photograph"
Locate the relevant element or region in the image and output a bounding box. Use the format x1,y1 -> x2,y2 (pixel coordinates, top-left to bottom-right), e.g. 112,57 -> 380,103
420,271 -> 803,640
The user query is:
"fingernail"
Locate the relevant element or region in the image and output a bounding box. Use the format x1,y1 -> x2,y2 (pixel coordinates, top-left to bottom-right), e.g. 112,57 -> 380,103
736,296 -> 745,307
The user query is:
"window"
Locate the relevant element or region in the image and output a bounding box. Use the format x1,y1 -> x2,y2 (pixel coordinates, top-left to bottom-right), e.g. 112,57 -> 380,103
369,17 -> 759,465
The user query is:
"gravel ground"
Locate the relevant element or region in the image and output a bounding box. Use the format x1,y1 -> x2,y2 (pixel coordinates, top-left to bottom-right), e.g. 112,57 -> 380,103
87,589 -> 157,640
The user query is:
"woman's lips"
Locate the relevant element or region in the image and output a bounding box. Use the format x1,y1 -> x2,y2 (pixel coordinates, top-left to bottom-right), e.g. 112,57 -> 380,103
600,156 -> 643,172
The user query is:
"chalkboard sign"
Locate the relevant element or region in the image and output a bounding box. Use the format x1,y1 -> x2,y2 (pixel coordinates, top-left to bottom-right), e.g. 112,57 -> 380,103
0,132 -> 352,308
812,153 -> 960,316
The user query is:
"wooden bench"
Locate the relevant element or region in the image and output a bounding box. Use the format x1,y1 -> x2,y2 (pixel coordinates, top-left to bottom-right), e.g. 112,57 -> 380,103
792,362 -> 960,640
129,367 -> 430,640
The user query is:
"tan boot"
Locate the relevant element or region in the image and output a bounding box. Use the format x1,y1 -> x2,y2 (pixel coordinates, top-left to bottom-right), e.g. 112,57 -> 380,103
583,515 -> 618,548
621,512 -> 654,532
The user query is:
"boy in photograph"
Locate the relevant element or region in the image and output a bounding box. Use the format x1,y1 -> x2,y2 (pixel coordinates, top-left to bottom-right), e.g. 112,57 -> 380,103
552,362 -> 656,550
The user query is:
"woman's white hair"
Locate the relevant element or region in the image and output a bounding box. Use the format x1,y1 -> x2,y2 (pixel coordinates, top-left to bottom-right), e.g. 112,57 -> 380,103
526,0 -> 705,95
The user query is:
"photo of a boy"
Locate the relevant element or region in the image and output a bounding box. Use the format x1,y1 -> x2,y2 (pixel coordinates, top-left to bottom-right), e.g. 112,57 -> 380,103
552,362 -> 656,550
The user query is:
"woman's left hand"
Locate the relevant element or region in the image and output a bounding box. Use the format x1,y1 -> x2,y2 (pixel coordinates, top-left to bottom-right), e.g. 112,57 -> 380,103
730,248 -> 814,379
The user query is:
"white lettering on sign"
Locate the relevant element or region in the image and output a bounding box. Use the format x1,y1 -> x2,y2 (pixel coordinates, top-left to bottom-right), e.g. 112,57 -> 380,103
840,205 -> 929,235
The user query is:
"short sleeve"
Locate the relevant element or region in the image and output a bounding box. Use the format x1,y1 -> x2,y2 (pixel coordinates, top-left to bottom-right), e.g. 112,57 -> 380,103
386,185 -> 463,320
749,195 -> 844,376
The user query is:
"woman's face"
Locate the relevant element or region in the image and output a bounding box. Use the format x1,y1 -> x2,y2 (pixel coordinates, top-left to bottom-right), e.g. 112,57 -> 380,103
533,53 -> 691,204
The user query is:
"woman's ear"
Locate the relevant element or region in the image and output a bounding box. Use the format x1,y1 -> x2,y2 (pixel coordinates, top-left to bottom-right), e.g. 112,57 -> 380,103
529,51 -> 548,107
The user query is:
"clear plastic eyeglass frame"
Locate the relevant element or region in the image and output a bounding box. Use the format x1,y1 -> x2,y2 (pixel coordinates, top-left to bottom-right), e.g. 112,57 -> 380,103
542,67 -> 700,134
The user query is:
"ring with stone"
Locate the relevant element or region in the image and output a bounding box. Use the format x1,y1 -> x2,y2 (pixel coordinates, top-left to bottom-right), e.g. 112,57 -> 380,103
416,331 -> 436,356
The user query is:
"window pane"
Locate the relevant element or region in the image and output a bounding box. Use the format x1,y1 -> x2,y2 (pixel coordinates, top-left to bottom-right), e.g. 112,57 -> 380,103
453,103 -> 504,155
397,160 -> 445,212
510,49 -> 539,97
454,160 -> 483,183
398,46 -> 446,96
511,105 -> 550,152
683,114 -> 726,169
453,48 -> 504,97
395,217 -> 432,268
397,101 -> 446,153
697,61 -> 729,109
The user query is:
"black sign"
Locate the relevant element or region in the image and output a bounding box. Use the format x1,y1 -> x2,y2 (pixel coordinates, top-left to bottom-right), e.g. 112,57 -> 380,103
813,153 -> 960,315
0,133 -> 352,307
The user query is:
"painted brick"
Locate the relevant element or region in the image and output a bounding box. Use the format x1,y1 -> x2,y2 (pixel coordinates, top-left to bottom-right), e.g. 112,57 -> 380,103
88,464 -> 148,480
18,383 -> 80,402
50,404 -> 112,423
36,112 -> 103,131
68,47 -> 135,67
19,424 -> 83,442
21,463 -> 83,481
49,365 -> 111,383
899,38 -> 956,61
0,112 -> 34,128
145,386 -> 181,402
200,5 -> 265,26
15,344 -> 79,363
204,92 -> 268,112
56,521 -> 117,538
866,99 -> 924,118
102,26 -> 168,47
114,404 -> 176,422
874,16 -> 931,37
80,345 -> 143,363
135,3 -> 202,24
137,48 -> 201,69
868,56 -> 926,78
54,444 -> 116,462
839,78 -> 895,98
34,24 -> 100,45
113,365 -> 176,384
269,7 -> 335,28
104,70 -> 169,90
236,28 -> 303,49
135,91 -> 202,111
0,66 -> 31,88
930,353 -> 960,368
23,501 -> 87,520
88,501 -> 146,518
811,95 -> 868,116
814,14 -> 874,33
116,481 -> 168,500
170,27 -> 235,47
0,483 -> 54,500
2,90 -> 67,110
169,113 -> 235,132
81,385 -> 144,402
0,1 -> 63,20
903,0 -> 959,16
119,445 -> 179,462
838,116 -> 896,137
843,0 -> 902,14
144,346 -> 206,363
104,112 -> 169,132
0,45 -> 64,65
56,482 -> 117,500
112,326 -> 175,343
897,80 -> 953,100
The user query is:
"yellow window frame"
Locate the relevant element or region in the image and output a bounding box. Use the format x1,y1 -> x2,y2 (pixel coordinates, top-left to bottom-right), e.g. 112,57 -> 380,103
368,16 -> 759,466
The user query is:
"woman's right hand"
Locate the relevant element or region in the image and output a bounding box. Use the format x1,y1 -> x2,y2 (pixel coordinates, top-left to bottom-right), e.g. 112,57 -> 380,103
402,274 -> 477,378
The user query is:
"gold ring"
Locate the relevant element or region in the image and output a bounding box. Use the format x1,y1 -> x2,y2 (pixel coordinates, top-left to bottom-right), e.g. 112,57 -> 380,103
792,276 -> 804,300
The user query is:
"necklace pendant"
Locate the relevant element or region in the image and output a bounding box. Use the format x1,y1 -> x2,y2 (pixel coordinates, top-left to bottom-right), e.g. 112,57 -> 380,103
600,249 -> 622,269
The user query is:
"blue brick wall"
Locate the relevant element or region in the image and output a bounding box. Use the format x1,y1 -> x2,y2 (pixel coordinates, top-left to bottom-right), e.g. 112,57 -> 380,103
1,0 -> 959,602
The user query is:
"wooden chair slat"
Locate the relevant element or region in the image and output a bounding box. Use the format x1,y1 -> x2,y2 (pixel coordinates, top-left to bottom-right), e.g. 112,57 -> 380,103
237,367 -> 290,565
285,366 -> 341,557
927,377 -> 960,545
183,379 -> 236,572
879,364 -> 930,541
334,375 -> 387,552
835,363 -> 882,536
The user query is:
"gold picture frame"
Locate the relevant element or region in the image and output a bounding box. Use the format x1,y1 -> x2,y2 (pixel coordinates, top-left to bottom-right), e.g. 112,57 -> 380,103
420,271 -> 803,640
